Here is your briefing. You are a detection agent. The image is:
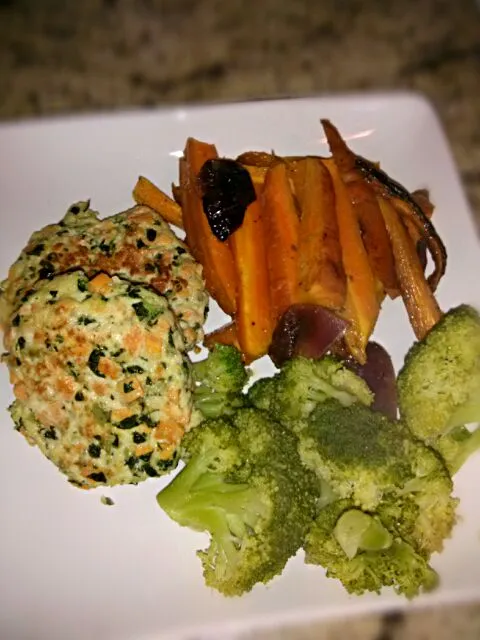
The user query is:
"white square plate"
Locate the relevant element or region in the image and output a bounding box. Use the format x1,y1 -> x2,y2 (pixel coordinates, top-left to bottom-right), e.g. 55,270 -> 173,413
0,93 -> 479,640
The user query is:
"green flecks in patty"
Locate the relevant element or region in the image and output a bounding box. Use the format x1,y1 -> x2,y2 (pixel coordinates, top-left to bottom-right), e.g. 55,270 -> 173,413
88,348 -> 106,377
38,261 -> 55,280
89,471 -> 107,483
132,301 -> 149,320
26,243 -> 45,256
43,426 -> 57,440
99,240 -> 114,256
77,278 -> 88,293
116,415 -> 140,430
124,365 -> 144,374
88,443 -> 101,458
77,315 -> 95,326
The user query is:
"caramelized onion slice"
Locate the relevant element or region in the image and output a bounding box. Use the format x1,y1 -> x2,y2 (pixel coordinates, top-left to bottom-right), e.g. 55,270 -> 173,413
269,304 -> 348,368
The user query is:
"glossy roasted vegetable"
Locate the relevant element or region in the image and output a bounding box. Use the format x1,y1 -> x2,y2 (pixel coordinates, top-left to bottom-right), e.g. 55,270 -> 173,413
262,162 -> 300,321
198,158 -> 256,241
378,197 -> 442,340
181,138 -> 238,315
327,161 -> 380,363
269,304 -> 348,368
293,157 -> 346,310
230,195 -> 274,361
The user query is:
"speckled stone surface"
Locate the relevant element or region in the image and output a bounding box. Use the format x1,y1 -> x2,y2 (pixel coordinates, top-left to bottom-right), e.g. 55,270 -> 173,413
1,1 -> 480,639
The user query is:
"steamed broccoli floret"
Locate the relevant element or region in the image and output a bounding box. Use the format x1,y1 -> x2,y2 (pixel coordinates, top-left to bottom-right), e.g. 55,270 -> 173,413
297,399 -> 417,510
192,344 -> 249,418
398,305 -> 480,474
304,500 -> 438,598
271,356 -> 373,423
157,408 -> 319,597
377,467 -> 458,557
247,376 -> 277,413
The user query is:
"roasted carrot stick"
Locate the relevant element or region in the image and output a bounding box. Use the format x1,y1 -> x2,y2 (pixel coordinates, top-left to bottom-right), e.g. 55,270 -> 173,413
204,322 -> 240,350
230,192 -> 273,361
326,161 -> 381,363
293,157 -> 346,309
320,119 -> 398,298
243,164 -> 268,186
181,138 -> 237,316
203,323 -> 256,364
262,162 -> 300,320
133,176 -> 184,228
347,179 -> 399,297
378,197 -> 442,340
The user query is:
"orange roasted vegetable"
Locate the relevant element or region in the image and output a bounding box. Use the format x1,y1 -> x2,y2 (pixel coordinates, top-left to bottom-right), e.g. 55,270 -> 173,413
262,162 -> 300,321
293,158 -> 346,309
326,161 -> 380,363
203,323 -> 256,364
320,118 -> 398,298
378,197 -> 442,340
230,194 -> 273,360
204,322 -> 240,350
347,180 -> 399,298
133,176 -> 184,228
181,138 -> 237,316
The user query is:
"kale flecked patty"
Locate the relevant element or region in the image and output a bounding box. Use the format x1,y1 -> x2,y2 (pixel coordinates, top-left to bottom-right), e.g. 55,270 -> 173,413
0,202 -> 208,349
3,271 -> 194,488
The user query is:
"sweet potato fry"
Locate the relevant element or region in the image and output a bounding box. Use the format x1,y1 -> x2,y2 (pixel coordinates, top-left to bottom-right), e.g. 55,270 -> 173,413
181,138 -> 237,316
293,157 -> 346,309
133,176 -> 184,228
262,162 -> 300,320
347,180 -> 399,297
230,194 -> 273,360
378,197 -> 442,340
326,162 -> 381,363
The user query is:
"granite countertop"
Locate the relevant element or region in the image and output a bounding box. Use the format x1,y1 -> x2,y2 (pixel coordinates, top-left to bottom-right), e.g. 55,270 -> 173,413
1,1 -> 480,638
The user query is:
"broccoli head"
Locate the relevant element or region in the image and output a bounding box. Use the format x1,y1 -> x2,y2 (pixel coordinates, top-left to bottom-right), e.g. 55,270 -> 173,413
270,356 -> 373,423
247,376 -> 277,413
297,399 -> 418,510
192,344 -> 249,419
398,304 -> 480,474
304,500 -> 438,598
157,408 -> 319,596
377,466 -> 458,557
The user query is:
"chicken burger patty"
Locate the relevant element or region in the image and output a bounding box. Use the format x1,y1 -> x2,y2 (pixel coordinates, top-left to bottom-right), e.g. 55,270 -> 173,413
3,270 -> 194,488
0,201 -> 208,349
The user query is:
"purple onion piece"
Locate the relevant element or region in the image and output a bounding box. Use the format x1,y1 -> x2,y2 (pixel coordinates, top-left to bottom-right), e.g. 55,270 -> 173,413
269,304 -> 348,368
346,341 -> 398,420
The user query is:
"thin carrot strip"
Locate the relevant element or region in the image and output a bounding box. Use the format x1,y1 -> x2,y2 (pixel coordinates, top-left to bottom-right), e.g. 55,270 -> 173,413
230,194 -> 273,360
133,176 -> 184,228
326,161 -> 380,363
262,162 -> 300,321
378,197 -> 442,340
181,138 -> 237,316
293,158 -> 346,309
